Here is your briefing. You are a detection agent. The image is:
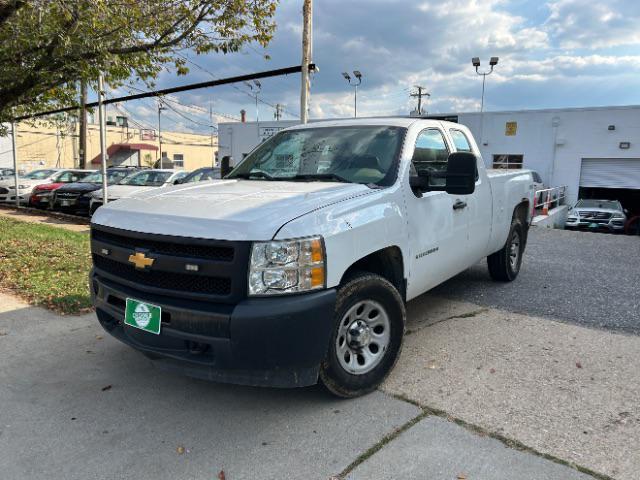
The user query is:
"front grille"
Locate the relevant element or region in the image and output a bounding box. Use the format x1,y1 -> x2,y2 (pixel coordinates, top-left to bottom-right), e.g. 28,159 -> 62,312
56,192 -> 80,199
92,228 -> 234,262
0,187 -> 8,194
93,255 -> 231,296
579,211 -> 612,220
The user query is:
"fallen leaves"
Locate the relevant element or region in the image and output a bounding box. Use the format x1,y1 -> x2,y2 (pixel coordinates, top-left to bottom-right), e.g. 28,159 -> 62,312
457,474 -> 467,479
176,446 -> 185,455
217,471 -> 226,480
576,361 -> 583,369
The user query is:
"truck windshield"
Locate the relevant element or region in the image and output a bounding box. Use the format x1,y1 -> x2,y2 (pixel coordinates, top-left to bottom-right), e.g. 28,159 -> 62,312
227,126 -> 405,187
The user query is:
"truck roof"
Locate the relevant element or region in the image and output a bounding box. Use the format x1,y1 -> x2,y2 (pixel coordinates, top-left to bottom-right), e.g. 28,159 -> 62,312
286,116 -> 455,130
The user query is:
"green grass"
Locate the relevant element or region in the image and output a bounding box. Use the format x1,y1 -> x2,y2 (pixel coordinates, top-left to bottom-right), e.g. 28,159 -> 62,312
0,217 -> 92,314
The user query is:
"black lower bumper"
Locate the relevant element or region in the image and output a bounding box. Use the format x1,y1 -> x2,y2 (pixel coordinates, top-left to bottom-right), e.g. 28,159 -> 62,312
91,271 -> 336,388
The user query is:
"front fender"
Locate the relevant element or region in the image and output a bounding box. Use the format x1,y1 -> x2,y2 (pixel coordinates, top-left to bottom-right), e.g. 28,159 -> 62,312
274,187 -> 409,289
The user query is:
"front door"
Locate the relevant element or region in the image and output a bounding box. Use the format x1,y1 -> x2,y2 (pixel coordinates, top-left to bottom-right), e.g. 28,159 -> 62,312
405,128 -> 470,300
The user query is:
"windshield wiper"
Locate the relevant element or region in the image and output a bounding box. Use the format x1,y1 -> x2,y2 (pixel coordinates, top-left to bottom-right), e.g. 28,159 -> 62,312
290,173 -> 351,183
231,171 -> 276,180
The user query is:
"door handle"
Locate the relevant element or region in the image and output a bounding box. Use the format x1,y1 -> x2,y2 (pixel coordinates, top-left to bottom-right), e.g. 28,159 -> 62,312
453,200 -> 467,210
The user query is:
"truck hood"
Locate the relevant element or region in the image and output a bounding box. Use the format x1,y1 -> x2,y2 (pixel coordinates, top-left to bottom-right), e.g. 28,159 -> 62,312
91,179 -> 373,241
91,184 -> 158,200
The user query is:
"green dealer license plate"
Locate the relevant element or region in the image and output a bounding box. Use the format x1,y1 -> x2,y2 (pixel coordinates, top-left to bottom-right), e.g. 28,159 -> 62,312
124,299 -> 161,335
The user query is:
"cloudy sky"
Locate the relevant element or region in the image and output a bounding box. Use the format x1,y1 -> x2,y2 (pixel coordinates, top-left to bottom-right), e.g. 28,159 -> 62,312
111,0 -> 640,134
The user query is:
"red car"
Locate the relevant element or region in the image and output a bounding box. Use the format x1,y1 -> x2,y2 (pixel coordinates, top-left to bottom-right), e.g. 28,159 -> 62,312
29,170 -> 94,208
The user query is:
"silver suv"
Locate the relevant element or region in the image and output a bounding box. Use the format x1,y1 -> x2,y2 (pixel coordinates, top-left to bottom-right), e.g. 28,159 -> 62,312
566,199 -> 627,232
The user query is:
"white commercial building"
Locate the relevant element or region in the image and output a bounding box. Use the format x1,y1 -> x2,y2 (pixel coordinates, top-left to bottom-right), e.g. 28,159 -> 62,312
219,105 -> 640,211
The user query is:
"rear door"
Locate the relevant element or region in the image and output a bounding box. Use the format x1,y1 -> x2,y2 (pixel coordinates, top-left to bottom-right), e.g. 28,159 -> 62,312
405,128 -> 470,299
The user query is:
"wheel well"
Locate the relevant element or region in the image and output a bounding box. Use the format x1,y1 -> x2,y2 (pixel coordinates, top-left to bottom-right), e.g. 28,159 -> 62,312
513,200 -> 530,225
340,247 -> 406,300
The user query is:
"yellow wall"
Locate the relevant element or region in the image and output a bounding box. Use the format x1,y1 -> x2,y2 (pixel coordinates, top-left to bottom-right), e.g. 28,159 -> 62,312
14,121 -> 217,172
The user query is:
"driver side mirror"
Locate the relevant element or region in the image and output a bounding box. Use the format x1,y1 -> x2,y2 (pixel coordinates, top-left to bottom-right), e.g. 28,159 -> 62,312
410,151 -> 477,195
444,152 -> 477,195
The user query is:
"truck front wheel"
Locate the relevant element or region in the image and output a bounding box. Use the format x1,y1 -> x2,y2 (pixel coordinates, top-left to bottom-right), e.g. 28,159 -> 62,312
319,273 -> 405,398
487,218 -> 525,281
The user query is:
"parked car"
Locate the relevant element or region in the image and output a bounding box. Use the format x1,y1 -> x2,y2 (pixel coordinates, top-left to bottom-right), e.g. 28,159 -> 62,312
565,199 -> 627,232
89,117 -> 534,397
89,169 -> 188,214
0,168 -> 15,180
0,169 -> 65,203
51,168 -> 136,215
174,167 -> 221,184
29,170 -> 95,208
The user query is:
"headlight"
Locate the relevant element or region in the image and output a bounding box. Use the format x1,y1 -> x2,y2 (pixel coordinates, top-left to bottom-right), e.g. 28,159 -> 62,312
249,236 -> 326,295
612,213 -> 625,219
18,184 -> 30,189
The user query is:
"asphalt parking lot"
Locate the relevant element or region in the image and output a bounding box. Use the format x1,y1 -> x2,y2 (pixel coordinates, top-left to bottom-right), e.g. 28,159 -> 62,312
433,227 -> 640,334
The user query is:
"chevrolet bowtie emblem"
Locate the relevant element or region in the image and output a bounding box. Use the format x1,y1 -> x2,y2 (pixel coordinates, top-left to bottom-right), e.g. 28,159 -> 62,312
128,251 -> 155,269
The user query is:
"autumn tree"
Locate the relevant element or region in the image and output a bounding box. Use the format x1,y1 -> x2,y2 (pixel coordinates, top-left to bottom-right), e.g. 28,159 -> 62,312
0,0 -> 277,125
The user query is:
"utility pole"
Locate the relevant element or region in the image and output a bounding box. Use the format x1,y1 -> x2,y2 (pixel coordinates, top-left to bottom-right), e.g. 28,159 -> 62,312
300,0 -> 312,123
274,103 -> 283,121
410,86 -> 430,115
78,80 -> 88,169
98,74 -> 108,204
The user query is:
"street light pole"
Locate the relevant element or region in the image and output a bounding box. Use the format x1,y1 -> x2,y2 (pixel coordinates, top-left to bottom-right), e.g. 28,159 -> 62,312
342,71 -> 363,118
158,101 -> 166,168
98,73 -> 109,204
472,57 -> 499,113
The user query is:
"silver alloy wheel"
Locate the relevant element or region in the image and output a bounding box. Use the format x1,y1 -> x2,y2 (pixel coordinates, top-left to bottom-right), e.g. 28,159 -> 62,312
509,230 -> 521,270
336,299 -> 391,375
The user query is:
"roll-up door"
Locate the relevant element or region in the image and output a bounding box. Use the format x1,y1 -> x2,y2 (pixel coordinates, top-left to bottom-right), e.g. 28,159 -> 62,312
579,158 -> 640,189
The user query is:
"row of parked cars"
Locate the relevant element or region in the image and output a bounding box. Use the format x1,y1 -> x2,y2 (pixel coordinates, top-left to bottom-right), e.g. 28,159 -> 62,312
0,166 -> 221,216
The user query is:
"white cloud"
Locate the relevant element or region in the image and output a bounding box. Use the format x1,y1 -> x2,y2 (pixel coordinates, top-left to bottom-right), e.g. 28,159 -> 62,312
545,0 -> 640,48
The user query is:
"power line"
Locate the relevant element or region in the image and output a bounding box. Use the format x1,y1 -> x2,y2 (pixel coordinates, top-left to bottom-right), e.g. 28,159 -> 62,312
14,64 -> 316,121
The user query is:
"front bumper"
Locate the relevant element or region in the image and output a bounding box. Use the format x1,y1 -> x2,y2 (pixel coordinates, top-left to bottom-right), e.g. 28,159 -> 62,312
0,191 -> 29,203
91,270 -> 336,388
53,195 -> 90,213
565,218 -> 625,231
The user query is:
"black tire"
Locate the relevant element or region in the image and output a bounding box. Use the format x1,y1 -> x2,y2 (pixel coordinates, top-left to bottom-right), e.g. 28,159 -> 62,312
487,218 -> 525,282
319,273 -> 405,398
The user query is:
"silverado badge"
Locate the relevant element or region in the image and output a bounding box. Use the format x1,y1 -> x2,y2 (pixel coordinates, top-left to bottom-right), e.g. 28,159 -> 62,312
128,251 -> 155,269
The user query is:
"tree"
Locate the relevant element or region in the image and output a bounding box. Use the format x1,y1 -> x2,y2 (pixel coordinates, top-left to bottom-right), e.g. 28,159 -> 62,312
0,0 -> 277,126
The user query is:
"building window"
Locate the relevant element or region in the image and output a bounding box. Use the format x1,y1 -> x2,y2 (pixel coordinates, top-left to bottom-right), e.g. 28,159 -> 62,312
173,153 -> 184,168
493,154 -> 523,169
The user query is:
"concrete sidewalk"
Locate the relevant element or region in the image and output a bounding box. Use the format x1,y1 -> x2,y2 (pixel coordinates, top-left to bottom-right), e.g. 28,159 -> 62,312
0,206 -> 89,232
0,292 -> 626,479
384,293 -> 640,480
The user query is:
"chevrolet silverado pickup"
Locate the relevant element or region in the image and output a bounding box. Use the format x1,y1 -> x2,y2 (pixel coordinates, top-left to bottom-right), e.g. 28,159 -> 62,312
90,118 -> 535,397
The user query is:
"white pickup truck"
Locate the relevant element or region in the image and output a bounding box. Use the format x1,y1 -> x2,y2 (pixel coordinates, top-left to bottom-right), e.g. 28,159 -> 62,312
90,118 -> 534,397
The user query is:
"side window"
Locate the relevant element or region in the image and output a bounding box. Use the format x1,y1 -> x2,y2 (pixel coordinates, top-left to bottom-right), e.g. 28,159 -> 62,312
411,129 -> 449,186
449,129 -> 472,152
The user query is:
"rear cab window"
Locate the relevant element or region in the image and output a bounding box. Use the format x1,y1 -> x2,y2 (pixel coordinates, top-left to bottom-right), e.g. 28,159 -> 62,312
449,129 -> 473,152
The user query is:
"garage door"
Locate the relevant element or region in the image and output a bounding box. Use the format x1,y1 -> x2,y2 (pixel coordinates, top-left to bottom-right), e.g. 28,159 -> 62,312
580,158 -> 640,189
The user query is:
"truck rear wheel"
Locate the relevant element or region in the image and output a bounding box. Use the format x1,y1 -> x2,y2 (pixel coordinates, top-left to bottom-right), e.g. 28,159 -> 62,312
487,218 -> 525,282
319,273 -> 405,398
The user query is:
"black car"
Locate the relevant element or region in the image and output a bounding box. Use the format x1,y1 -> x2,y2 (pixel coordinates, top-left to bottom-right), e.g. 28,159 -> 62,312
51,168 -> 136,215
174,167 -> 221,184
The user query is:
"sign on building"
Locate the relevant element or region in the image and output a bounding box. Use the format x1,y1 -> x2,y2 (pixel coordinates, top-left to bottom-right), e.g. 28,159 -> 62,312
505,121 -> 518,136
259,126 -> 284,142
